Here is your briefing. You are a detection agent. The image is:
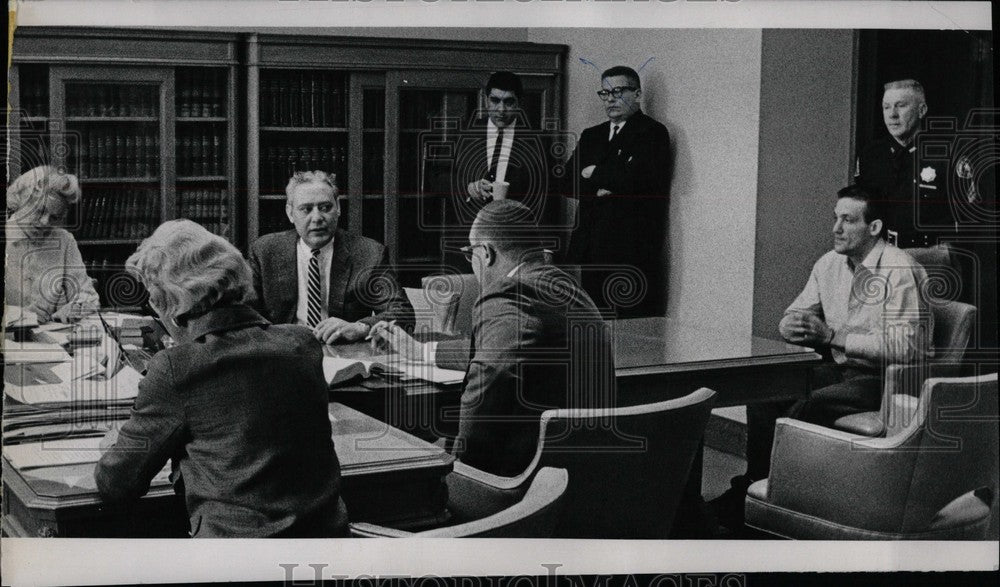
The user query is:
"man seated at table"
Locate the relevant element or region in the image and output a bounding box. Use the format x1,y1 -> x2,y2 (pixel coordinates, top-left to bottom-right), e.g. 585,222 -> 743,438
713,184 -> 934,530
248,170 -> 413,344
372,200 -> 617,477
96,220 -> 349,537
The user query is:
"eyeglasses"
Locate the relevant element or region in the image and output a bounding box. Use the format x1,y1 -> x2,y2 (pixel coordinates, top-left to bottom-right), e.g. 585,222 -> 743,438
460,243 -> 488,263
596,86 -> 637,100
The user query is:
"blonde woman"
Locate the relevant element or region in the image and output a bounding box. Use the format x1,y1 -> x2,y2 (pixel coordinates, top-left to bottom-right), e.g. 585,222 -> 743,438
96,219 -> 348,537
5,165 -> 99,323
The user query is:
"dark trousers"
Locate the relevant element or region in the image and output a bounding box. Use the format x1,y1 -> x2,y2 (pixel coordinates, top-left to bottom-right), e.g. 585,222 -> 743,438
745,364 -> 882,480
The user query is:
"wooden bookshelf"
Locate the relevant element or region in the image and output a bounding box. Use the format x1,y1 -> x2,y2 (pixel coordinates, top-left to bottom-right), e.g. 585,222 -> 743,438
12,28 -> 566,289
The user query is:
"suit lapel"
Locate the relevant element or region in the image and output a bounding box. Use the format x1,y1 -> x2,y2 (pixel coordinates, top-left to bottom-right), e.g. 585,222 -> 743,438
278,231 -> 300,324
328,231 -> 352,319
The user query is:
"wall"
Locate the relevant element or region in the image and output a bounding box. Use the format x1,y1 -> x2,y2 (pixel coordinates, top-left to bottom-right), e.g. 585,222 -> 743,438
530,28 -> 764,337
751,29 -> 856,338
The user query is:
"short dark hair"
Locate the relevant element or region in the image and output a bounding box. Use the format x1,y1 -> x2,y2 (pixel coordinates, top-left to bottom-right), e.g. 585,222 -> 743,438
837,184 -> 887,225
601,65 -> 641,90
485,71 -> 523,100
472,199 -> 542,256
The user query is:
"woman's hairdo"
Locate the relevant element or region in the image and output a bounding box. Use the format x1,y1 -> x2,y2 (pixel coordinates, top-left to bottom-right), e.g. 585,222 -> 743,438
6,165 -> 81,214
126,219 -> 253,322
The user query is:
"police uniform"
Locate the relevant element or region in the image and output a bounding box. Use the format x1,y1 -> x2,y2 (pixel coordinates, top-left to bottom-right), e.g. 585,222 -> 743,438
856,136 -> 958,248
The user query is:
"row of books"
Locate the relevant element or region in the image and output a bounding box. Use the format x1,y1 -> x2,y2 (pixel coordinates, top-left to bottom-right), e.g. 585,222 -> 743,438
75,190 -> 159,240
176,129 -> 225,176
178,188 -> 230,220
260,145 -> 347,191
66,84 -> 159,118
73,127 -> 159,179
259,73 -> 346,127
176,69 -> 226,118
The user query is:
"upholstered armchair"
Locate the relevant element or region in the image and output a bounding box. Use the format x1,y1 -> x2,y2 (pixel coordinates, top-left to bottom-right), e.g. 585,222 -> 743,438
746,373 -> 998,540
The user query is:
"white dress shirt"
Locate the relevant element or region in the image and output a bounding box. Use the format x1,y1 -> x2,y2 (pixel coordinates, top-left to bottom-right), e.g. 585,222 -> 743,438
486,119 -> 517,183
294,237 -> 335,325
608,120 -> 626,141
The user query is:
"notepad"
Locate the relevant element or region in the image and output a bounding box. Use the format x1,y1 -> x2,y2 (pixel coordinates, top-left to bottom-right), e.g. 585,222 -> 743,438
397,362 -> 466,385
4,436 -> 105,469
4,365 -> 143,405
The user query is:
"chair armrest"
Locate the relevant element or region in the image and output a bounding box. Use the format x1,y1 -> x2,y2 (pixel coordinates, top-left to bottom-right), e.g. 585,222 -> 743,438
765,417 -> 920,532
884,363 -> 963,399
349,523 -> 413,538
446,461 -> 533,522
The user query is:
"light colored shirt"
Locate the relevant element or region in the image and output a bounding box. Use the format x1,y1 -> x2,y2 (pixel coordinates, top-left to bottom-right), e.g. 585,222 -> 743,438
486,119 -> 517,183
782,240 -> 934,369
4,224 -> 100,317
608,120 -> 626,141
294,237 -> 334,326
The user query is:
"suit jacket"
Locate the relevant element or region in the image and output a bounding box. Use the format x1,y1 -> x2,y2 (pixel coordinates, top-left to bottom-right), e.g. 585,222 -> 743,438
95,305 -> 349,538
451,121 -> 559,226
446,263 -> 617,477
563,110 -> 671,315
248,228 -> 413,329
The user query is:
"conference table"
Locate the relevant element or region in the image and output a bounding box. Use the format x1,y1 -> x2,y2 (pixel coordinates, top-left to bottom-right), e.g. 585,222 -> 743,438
2,315 -> 819,538
1,403 -> 453,537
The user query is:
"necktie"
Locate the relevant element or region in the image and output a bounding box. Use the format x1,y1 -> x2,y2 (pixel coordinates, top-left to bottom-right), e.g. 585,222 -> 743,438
486,128 -> 504,182
610,124 -> 620,141
307,248 -> 322,328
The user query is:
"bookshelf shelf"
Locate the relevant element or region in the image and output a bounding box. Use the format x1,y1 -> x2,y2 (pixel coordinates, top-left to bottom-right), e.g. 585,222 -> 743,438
78,238 -> 145,246
177,117 -> 229,123
80,177 -> 161,184
177,176 -> 227,182
260,126 -> 349,133
22,116 -> 48,123
67,117 -> 159,123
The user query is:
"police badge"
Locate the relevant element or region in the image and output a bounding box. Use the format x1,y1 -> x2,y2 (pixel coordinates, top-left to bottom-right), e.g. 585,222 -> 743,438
920,166 -> 937,183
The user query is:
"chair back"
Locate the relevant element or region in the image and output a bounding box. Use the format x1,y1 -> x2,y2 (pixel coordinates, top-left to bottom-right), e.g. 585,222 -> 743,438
901,372 -> 998,533
420,274 -> 480,335
420,467 -> 568,538
929,300 -> 976,362
529,388 -> 716,538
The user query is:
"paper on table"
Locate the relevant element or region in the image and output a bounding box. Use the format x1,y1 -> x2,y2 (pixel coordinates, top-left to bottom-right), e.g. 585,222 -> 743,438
397,362 -> 466,385
4,436 -> 105,469
3,306 -> 39,328
4,365 -> 143,405
2,341 -> 72,364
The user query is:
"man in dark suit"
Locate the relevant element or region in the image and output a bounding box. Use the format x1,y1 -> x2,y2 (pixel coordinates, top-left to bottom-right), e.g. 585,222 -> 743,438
564,65 -> 671,317
438,72 -> 559,271
373,200 -> 617,477
248,170 -> 413,344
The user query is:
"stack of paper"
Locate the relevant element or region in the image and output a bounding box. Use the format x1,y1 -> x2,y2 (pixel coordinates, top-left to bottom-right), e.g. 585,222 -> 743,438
3,436 -> 105,469
3,306 -> 40,329
2,341 -> 72,364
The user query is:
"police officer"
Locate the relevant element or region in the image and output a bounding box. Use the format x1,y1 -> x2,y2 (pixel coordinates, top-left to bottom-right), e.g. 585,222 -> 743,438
855,79 -> 957,248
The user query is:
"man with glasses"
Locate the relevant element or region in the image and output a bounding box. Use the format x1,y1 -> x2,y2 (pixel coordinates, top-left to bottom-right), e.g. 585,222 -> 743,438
372,200 -> 615,476
248,170 -> 413,344
564,65 -> 671,317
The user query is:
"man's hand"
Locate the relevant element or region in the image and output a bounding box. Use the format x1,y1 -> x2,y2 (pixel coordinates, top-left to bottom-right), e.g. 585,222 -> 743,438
313,317 -> 370,345
466,179 -> 494,203
596,188 -> 613,197
581,164 -> 596,179
370,321 -> 425,361
780,312 -> 834,346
